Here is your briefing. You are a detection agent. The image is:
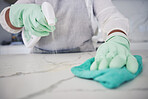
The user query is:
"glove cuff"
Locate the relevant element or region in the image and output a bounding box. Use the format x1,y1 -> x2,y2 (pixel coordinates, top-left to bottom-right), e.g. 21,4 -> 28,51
106,32 -> 128,42
105,32 -> 130,50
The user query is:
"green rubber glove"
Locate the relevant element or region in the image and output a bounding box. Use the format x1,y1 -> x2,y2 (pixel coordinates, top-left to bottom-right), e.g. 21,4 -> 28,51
9,4 -> 56,36
90,35 -> 138,74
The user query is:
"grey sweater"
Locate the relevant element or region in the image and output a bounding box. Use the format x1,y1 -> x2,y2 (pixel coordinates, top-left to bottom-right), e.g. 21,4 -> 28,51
0,0 -> 129,53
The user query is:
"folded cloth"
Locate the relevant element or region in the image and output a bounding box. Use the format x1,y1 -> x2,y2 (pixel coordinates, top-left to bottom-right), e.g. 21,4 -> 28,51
71,55 -> 143,89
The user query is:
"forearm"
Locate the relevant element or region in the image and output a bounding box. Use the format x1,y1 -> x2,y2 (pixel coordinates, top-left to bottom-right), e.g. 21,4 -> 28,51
93,0 -> 129,37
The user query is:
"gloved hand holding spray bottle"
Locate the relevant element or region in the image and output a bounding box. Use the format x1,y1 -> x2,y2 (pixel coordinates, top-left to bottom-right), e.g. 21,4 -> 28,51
9,2 -> 56,48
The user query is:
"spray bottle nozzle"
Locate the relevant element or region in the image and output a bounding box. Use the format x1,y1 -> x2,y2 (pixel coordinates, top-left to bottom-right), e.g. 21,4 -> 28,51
42,2 -> 56,26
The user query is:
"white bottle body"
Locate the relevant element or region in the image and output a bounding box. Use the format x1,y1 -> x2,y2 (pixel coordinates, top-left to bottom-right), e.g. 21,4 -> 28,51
22,28 -> 41,48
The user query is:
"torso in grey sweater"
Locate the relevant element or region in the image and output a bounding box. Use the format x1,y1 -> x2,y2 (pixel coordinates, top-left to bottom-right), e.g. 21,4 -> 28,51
34,0 -> 94,53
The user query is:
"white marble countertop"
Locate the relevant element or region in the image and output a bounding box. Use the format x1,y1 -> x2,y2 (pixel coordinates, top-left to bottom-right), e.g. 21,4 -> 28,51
0,50 -> 148,99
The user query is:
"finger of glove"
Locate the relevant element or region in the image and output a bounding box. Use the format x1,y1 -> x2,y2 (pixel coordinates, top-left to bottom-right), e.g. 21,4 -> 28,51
106,44 -> 117,62
29,15 -> 52,32
31,27 -> 50,36
31,6 -> 50,27
23,5 -> 51,31
96,44 -> 109,60
126,55 -> 139,74
109,55 -> 125,68
35,17 -> 55,31
24,17 -> 50,36
95,44 -> 109,70
118,46 -> 127,59
35,19 -> 56,33
30,7 -> 55,33
109,47 -> 127,68
27,24 -> 49,37
98,58 -> 109,70
90,61 -> 98,70
35,10 -> 56,32
109,45 -> 127,68
90,45 -> 107,71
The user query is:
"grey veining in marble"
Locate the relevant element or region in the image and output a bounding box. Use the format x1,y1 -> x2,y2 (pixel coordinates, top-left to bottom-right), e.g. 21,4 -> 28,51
0,51 -> 148,99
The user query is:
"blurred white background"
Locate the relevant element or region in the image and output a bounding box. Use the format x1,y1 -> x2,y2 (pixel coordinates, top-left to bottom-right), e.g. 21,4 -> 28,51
113,0 -> 148,42
89,0 -> 148,41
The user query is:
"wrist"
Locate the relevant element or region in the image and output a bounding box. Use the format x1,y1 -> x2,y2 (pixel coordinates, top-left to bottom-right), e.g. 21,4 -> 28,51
106,32 -> 128,42
106,29 -> 128,43
5,8 -> 22,30
108,29 -> 127,36
106,34 -> 130,50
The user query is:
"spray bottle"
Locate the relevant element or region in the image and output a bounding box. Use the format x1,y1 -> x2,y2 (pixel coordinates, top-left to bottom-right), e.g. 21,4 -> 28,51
22,2 -> 56,48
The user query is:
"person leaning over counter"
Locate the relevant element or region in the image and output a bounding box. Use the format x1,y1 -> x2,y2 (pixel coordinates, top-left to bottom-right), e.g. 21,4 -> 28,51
0,0 -> 138,74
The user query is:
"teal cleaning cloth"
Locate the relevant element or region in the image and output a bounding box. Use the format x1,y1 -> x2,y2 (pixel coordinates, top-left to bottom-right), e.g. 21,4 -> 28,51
71,55 -> 143,89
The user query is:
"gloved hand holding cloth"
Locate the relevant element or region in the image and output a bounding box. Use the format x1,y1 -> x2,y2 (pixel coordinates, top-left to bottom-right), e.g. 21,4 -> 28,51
71,32 -> 142,89
90,32 -> 138,74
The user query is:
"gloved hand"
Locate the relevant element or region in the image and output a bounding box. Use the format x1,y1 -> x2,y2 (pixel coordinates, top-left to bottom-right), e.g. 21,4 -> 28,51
9,4 -> 56,37
90,35 -> 138,74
